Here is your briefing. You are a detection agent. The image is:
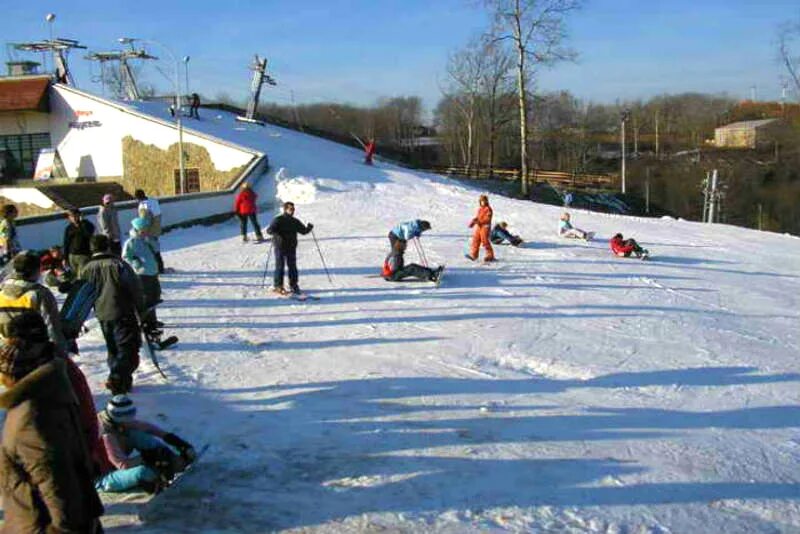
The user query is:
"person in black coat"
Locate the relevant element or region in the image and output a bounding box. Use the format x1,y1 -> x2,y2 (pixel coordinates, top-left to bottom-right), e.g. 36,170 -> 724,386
266,202 -> 313,295
62,209 -> 95,277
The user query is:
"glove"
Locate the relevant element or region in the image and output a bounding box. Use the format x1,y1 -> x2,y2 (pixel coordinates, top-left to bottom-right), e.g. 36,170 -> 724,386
306,223 -> 314,231
163,433 -> 196,463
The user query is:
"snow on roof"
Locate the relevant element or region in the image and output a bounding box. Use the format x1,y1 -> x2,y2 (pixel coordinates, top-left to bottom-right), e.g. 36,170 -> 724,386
715,118 -> 779,130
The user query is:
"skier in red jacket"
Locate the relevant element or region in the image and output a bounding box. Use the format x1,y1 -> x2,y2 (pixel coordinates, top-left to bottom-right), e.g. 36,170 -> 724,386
610,233 -> 649,259
233,183 -> 264,242
364,139 -> 376,165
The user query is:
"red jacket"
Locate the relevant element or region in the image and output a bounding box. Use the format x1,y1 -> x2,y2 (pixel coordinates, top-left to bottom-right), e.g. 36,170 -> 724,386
234,189 -> 258,216
610,235 -> 634,255
470,205 -> 493,228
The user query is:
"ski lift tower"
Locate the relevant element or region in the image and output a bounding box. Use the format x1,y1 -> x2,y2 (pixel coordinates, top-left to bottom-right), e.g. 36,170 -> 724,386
11,38 -> 86,85
236,54 -> 276,125
85,48 -> 158,100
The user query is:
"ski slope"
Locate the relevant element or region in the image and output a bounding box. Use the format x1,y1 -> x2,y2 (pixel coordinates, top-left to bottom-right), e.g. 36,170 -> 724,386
73,111 -> 800,532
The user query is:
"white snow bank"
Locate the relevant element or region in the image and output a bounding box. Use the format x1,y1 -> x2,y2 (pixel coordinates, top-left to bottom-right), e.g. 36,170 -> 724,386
275,167 -> 318,205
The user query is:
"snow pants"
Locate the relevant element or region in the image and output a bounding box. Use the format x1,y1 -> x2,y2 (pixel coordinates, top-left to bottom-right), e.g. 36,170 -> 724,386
388,263 -> 434,282
491,227 -> 522,246
139,275 -> 161,331
238,214 -> 264,240
273,247 -> 299,292
100,316 -> 141,385
94,430 -> 165,492
469,225 -> 494,260
561,228 -> 586,240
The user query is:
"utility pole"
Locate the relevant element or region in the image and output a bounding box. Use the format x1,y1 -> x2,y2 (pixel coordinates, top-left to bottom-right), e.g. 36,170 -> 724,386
621,109 -> 630,194
654,109 -> 660,159
237,55 -> 276,125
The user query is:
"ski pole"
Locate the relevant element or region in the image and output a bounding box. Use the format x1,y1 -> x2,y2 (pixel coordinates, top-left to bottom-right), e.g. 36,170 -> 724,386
417,237 -> 429,267
261,240 -> 274,288
413,237 -> 428,267
310,229 -> 333,285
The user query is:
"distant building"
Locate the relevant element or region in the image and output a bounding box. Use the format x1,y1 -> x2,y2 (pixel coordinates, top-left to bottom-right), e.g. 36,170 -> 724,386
713,119 -> 785,149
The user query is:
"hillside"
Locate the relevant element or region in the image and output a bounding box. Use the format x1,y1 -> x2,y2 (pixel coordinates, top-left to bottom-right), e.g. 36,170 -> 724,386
58,110 -> 800,532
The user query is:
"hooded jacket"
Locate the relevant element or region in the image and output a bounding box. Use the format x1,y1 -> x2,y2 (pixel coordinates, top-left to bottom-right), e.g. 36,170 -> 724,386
97,204 -> 121,242
63,219 -> 95,258
267,213 -> 312,252
122,228 -> 159,276
610,235 -> 634,255
0,358 -> 104,533
80,252 -> 144,321
0,275 -> 67,354
234,188 -> 258,216
390,220 -> 425,241
470,204 -> 493,229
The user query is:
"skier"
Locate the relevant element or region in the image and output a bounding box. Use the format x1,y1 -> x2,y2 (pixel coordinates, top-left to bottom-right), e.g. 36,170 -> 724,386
233,182 -> 264,242
382,239 -> 442,283
135,189 -> 164,273
490,221 -> 523,247
81,234 -> 145,394
388,219 -> 432,250
63,208 -> 95,277
558,212 -> 592,241
610,233 -> 649,259
466,194 -> 495,262
189,93 -> 201,119
0,313 -> 104,533
123,217 -> 170,345
40,245 -> 74,291
364,138 -> 376,165
98,192 -> 122,255
0,204 -> 20,266
94,395 -> 197,493
266,201 -> 313,295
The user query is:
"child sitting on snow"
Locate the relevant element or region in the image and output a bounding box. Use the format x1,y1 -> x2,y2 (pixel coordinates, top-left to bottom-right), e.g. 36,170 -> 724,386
95,395 -> 196,494
610,233 -> 649,259
558,213 -> 593,241
490,222 -> 523,246
382,239 -> 442,283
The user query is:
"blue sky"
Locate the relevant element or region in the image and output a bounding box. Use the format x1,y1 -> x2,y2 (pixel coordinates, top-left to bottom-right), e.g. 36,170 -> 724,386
3,0 -> 798,114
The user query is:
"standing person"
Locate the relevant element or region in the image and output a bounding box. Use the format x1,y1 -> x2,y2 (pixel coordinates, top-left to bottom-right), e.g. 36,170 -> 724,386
123,217 -> 168,344
0,312 -> 104,533
98,192 -> 122,255
63,208 -> 95,277
233,182 -> 264,242
135,189 -> 164,273
364,138 -> 376,165
95,395 -> 196,493
266,201 -> 313,295
610,233 -> 649,259
189,93 -> 201,119
382,239 -> 442,283
558,212 -> 593,241
0,203 -> 20,266
81,234 -> 144,394
466,194 -> 495,262
388,219 -> 431,251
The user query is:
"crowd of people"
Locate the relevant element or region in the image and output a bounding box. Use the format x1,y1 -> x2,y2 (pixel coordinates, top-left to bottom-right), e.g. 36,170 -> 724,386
0,183 -> 652,530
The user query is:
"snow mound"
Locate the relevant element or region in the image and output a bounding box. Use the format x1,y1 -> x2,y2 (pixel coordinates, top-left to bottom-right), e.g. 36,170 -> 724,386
275,167 -> 317,205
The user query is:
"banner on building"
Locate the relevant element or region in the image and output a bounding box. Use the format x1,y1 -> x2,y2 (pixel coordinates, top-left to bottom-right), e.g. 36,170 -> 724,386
33,148 -> 66,181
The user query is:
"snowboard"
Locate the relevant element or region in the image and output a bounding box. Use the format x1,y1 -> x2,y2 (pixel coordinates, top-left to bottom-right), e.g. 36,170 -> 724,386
137,444 -> 211,520
59,280 -> 98,341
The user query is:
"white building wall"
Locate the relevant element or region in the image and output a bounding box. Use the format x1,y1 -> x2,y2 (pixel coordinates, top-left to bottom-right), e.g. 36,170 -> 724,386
49,85 -> 257,178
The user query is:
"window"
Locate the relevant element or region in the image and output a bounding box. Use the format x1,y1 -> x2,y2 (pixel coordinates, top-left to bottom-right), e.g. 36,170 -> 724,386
173,168 -> 200,194
0,133 -> 52,182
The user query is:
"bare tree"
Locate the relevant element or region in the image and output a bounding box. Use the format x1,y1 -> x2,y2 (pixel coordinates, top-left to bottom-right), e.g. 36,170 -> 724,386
479,42 -> 515,176
485,0 -> 581,194
779,20 -> 800,97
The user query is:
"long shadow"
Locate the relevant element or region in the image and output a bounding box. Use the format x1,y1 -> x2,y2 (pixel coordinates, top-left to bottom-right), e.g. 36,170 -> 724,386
131,368 -> 800,531
175,336 -> 444,353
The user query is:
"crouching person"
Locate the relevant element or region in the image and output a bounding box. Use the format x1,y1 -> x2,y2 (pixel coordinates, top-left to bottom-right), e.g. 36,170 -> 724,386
95,395 -> 196,494
0,312 -> 104,533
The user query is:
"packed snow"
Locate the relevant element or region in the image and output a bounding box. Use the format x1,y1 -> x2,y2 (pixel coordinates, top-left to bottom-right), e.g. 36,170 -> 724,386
23,107 -> 800,532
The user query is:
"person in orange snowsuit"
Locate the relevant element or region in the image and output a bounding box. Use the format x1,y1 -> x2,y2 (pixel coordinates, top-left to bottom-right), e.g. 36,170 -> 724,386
466,194 -> 495,262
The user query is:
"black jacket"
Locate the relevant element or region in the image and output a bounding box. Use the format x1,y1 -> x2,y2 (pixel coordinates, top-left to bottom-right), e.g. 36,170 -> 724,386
267,214 -> 311,252
80,253 -> 143,321
63,220 -> 95,257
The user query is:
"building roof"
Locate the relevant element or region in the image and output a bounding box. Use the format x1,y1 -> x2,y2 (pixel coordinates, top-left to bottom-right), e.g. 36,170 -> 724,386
0,75 -> 51,112
716,119 -> 779,131
35,182 -> 134,210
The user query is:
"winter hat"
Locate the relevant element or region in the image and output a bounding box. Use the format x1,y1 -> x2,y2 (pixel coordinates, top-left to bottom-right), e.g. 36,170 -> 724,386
106,394 -> 137,423
0,312 -> 54,380
12,251 -> 41,278
102,193 -> 114,204
131,217 -> 149,232
419,220 -> 431,231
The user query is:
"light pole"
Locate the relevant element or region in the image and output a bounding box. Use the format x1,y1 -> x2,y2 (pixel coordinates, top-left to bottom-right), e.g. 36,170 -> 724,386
45,13 -> 55,72
183,56 -> 190,94
119,37 -> 186,195
620,109 -> 630,194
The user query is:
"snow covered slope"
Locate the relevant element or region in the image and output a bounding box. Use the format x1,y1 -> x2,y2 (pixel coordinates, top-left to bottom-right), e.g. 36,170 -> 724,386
77,111 -> 800,532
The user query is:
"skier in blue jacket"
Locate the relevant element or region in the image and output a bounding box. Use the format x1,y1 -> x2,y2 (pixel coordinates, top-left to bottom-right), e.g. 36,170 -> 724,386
388,219 -> 431,249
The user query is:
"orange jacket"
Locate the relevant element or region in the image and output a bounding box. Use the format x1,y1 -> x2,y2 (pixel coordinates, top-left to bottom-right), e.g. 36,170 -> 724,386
470,205 -> 493,228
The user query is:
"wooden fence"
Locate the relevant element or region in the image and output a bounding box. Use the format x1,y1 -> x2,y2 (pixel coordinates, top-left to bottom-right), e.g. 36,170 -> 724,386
424,166 -> 618,190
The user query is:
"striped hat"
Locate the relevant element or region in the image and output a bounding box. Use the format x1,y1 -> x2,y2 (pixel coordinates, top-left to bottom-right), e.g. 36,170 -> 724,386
106,395 -> 137,423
